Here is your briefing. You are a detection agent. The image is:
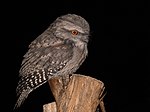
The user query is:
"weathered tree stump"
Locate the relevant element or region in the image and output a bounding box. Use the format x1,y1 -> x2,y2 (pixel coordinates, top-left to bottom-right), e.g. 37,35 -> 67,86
43,74 -> 106,112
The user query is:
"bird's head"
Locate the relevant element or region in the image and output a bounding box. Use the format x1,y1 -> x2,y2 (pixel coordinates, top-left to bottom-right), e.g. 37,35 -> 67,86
52,14 -> 90,47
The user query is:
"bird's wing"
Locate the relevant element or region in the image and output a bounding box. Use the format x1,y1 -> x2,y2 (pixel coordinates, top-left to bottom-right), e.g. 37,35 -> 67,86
15,41 -> 74,108
22,29 -> 63,63
19,38 -> 73,75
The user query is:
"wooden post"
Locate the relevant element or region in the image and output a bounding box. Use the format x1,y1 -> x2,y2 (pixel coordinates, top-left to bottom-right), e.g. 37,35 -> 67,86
43,74 -> 106,112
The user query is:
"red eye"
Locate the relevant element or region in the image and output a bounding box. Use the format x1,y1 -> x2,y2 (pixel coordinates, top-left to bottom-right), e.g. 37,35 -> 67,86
71,30 -> 78,35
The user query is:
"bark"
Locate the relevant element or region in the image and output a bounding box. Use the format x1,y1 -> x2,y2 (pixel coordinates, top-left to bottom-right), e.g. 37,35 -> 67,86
43,74 -> 106,112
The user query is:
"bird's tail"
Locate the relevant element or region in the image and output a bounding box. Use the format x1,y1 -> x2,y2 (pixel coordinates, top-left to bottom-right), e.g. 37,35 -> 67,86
14,69 -> 50,109
14,89 -> 31,109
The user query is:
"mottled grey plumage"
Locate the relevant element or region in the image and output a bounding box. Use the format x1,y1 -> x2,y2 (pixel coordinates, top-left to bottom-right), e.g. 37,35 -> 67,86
15,14 -> 90,108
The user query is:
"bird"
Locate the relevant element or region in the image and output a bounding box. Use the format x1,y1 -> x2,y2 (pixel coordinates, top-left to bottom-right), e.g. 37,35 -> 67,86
15,14 -> 90,109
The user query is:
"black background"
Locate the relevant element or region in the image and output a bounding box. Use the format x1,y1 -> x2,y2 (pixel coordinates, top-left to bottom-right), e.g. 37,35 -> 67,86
2,0 -> 150,112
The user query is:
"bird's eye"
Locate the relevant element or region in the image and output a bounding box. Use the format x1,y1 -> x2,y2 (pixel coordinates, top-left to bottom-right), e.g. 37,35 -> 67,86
71,30 -> 78,35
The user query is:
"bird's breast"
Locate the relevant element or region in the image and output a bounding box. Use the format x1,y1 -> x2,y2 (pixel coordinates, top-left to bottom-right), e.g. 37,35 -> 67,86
61,45 -> 88,75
